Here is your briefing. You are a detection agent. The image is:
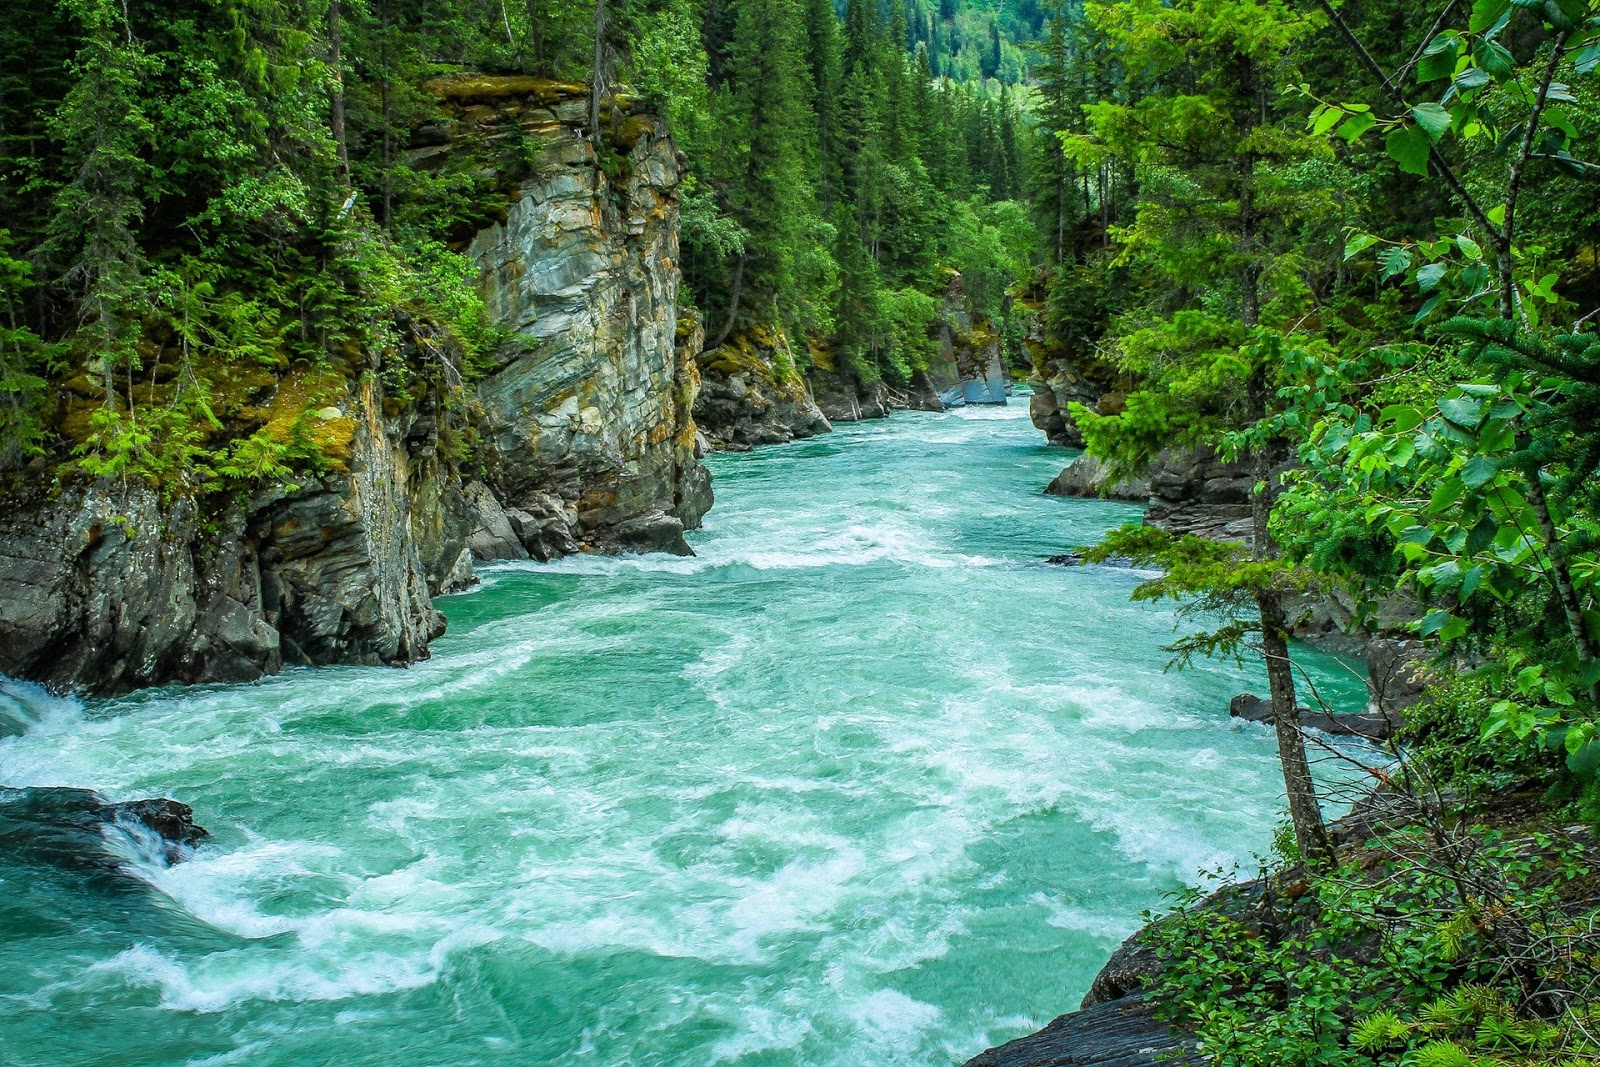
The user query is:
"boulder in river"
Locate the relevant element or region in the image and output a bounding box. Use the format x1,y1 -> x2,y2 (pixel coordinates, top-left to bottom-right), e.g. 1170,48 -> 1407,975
1228,692 -> 1396,741
0,785 -> 208,871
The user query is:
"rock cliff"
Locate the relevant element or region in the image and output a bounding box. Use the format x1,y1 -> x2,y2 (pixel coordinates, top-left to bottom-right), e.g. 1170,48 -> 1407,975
693,327 -> 832,450
422,75 -> 711,557
0,77 -> 708,694
1025,320 -> 1119,448
0,365 -> 464,694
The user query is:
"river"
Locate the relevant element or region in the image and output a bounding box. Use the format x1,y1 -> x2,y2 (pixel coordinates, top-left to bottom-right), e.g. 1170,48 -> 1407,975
0,403 -> 1366,1066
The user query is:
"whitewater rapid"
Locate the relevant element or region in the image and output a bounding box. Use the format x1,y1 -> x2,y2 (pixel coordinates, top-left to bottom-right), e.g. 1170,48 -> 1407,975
0,404 -> 1366,1066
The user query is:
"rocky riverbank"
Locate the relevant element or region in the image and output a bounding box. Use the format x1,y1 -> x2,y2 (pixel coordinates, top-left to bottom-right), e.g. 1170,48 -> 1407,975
0,77 -> 709,695
963,789 -> 1597,1067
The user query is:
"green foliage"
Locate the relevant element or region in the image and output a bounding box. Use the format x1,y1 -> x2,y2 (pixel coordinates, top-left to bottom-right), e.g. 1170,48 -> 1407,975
1147,827 -> 1600,1067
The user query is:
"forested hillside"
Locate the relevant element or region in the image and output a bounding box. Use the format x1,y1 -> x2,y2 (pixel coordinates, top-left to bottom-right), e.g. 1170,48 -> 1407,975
0,0 -> 1041,485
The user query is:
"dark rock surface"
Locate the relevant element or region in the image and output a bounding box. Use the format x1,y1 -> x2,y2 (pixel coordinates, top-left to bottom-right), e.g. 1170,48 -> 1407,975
693,327 -> 833,450
1025,330 -> 1116,449
1228,692 -> 1397,741
810,361 -> 891,423
962,995 -> 1199,1067
0,379 -> 462,695
0,785 -> 208,870
1143,445 -> 1261,544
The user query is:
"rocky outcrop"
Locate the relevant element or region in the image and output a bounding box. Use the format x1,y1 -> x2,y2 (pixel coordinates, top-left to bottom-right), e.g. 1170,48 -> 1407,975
1040,445 -> 1258,537
1228,692 -> 1397,741
1143,445 -> 1261,544
809,356 -> 892,423
0,77 -> 710,695
0,368 -> 465,695
693,326 -> 832,450
422,75 -> 711,556
1025,312 -> 1118,448
926,274 -> 1011,408
963,995 -> 1199,1067
1045,453 -> 1150,502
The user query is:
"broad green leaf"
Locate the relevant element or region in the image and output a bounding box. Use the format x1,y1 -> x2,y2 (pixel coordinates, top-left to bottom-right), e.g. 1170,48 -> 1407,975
1337,112 -> 1377,142
1422,32 -> 1458,56
1469,0 -> 1510,32
1419,608 -> 1467,639
1465,516 -> 1497,555
1343,232 -> 1379,260
1568,739 -> 1600,779
1479,418 -> 1516,454
1386,125 -> 1431,176
1543,0 -> 1585,32
1411,102 -> 1452,141
1380,404 -> 1423,431
1415,262 -> 1447,291
1473,40 -> 1515,79
1461,455 -> 1499,488
1310,105 -> 1344,136
1379,246 -> 1412,279
1438,394 -> 1483,427
1428,477 -> 1465,513
1456,234 -> 1483,260
1418,51 -> 1457,83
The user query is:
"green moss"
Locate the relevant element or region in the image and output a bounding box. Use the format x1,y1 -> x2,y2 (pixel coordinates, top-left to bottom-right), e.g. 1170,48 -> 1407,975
422,75 -> 587,106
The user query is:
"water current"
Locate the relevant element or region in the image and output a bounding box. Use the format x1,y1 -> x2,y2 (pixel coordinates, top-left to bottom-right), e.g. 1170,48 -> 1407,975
0,402 -> 1367,1066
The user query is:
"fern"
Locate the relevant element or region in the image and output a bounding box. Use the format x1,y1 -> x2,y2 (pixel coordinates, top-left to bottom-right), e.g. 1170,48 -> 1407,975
1412,1039 -> 1475,1067
1351,1009 -> 1408,1051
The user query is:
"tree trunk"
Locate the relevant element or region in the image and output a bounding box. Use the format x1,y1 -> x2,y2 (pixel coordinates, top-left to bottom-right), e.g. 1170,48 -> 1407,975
328,0 -> 350,183
1240,108 -> 1331,864
712,253 -> 748,350
1259,586 -> 1333,865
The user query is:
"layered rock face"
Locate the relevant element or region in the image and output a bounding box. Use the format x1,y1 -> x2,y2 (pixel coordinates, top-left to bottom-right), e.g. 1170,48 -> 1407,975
693,327 -> 832,450
0,371 -> 466,695
0,78 -> 708,694
423,76 -> 710,557
1025,317 -> 1119,448
924,274 -> 1010,408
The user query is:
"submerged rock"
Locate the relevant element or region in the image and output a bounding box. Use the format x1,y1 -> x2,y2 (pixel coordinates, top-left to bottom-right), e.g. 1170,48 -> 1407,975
0,786 -> 208,871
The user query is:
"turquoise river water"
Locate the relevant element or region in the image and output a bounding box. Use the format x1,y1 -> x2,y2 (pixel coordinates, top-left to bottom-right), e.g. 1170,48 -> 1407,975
0,403 -> 1368,1067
